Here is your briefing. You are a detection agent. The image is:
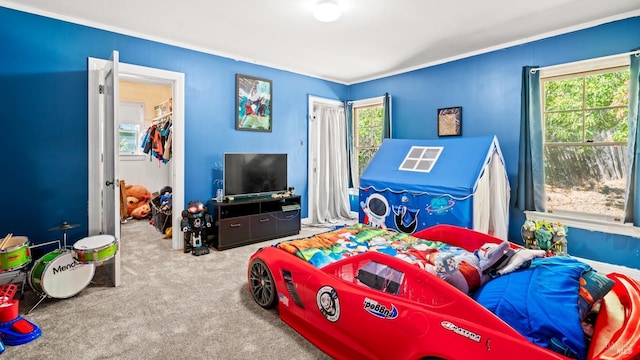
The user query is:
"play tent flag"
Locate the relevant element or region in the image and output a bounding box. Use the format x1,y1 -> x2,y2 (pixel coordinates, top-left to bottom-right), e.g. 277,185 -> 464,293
358,135 -> 510,239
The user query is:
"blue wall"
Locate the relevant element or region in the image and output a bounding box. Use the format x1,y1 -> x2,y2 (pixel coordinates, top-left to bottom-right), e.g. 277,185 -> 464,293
1,6 -> 638,269
0,7 -> 346,248
349,16 -> 640,269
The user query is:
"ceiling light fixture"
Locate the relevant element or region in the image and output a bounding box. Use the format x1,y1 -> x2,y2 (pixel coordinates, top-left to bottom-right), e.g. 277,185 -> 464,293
313,0 -> 341,23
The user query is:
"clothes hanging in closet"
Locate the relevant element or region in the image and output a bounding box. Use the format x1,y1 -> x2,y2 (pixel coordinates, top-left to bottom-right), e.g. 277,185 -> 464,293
141,117 -> 172,164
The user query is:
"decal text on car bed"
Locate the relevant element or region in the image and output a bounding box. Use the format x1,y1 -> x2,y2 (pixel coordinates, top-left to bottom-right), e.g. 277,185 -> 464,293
440,321 -> 481,342
363,297 -> 398,319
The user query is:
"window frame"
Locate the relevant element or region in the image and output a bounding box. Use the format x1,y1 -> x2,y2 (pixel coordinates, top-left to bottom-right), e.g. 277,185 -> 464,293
399,146 -> 443,173
118,125 -> 142,155
119,101 -> 146,158
351,96 -> 385,187
529,55 -> 640,237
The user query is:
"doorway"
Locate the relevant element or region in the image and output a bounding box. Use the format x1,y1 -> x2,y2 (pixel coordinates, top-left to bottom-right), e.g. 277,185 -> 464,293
119,80 -> 173,225
88,57 -> 186,276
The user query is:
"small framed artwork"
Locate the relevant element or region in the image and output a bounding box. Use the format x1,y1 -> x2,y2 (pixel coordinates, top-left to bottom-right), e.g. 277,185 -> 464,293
236,74 -> 272,132
437,106 -> 462,137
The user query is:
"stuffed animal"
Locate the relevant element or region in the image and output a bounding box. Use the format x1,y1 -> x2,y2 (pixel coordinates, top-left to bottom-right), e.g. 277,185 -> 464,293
130,202 -> 151,219
125,184 -> 151,201
125,184 -> 152,219
126,196 -> 144,215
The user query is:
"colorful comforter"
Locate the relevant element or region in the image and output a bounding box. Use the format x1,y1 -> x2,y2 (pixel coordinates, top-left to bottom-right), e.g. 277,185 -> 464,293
276,223 -> 468,270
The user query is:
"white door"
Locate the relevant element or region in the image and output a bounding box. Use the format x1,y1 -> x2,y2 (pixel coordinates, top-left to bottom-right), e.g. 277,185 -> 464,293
100,50 -> 121,286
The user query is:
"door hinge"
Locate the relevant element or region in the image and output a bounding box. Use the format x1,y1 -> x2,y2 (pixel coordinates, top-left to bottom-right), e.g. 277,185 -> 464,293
98,85 -> 105,94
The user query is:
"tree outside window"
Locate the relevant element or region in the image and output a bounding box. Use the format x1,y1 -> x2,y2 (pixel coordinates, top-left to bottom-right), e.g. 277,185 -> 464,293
119,124 -> 142,155
354,104 -> 383,185
542,66 -> 630,220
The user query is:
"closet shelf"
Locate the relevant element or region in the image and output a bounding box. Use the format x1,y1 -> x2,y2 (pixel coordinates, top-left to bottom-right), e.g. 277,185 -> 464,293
152,112 -> 172,122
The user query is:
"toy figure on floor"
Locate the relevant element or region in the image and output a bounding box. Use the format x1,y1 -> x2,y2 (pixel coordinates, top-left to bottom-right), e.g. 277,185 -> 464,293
181,200 -> 212,256
159,185 -> 173,211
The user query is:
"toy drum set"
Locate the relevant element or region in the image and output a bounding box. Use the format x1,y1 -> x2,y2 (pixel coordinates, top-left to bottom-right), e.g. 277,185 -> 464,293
0,222 -> 119,314
0,235 -> 31,273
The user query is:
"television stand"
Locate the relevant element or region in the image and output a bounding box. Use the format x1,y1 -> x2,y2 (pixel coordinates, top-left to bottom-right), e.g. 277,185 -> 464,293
207,195 -> 301,250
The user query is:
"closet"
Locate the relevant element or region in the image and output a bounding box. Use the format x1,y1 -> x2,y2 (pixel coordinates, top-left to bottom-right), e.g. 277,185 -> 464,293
118,81 -> 172,197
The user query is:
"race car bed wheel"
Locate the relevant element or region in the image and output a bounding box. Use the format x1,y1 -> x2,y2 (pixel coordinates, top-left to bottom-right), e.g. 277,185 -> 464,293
249,258 -> 277,309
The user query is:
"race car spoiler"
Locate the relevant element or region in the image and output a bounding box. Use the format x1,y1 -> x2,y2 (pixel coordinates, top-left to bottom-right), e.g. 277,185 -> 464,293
588,272 -> 640,360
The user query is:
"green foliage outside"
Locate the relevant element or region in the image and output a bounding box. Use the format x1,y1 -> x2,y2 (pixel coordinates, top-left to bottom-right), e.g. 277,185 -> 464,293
544,70 -> 629,144
356,106 -> 383,177
543,68 -> 630,215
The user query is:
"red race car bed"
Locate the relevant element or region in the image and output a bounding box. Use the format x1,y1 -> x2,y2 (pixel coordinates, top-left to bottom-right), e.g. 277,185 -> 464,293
247,223 -> 640,360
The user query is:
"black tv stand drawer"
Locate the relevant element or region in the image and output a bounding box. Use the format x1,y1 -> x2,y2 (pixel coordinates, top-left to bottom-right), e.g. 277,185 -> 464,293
209,195 -> 301,250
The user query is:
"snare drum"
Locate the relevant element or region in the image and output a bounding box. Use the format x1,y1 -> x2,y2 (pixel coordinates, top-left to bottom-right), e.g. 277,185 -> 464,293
72,235 -> 118,264
28,250 -> 95,299
0,236 -> 31,272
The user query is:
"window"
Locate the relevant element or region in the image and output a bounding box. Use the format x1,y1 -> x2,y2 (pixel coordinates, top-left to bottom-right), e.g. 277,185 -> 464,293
353,100 -> 384,185
541,61 -> 630,221
119,124 -> 141,154
119,101 -> 145,156
399,146 -> 443,173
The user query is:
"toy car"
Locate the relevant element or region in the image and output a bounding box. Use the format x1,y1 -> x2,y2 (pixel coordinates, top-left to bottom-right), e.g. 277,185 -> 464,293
247,223 -> 640,360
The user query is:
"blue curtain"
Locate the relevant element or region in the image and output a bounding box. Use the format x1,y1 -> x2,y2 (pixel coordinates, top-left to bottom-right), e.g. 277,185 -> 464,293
515,66 -> 546,212
624,52 -> 640,224
382,93 -> 392,139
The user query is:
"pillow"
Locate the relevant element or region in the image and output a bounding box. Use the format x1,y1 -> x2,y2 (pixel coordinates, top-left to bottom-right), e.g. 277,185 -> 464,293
578,270 -> 614,320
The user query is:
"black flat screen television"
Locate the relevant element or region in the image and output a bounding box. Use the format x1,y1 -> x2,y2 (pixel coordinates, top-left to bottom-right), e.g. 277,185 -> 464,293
224,153 -> 288,197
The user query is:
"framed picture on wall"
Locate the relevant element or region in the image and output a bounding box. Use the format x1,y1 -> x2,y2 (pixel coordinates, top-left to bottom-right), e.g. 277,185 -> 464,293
437,106 -> 462,137
236,74 -> 272,132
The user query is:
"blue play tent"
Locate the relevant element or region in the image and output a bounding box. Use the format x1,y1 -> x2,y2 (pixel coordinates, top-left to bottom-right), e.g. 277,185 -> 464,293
358,135 -> 510,239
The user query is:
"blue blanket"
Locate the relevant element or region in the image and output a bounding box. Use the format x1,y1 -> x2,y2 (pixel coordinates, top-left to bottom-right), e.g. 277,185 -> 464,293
473,257 -> 590,359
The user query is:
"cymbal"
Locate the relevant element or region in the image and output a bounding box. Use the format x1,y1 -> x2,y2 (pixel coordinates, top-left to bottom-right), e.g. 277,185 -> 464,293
49,222 -> 81,231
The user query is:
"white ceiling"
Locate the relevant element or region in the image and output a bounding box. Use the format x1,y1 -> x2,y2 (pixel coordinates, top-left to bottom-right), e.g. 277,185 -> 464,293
3,0 -> 640,84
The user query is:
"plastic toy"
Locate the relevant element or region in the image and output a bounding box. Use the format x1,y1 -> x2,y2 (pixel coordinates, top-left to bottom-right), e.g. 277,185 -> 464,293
180,200 -> 212,255
0,284 -> 42,352
159,185 -> 172,211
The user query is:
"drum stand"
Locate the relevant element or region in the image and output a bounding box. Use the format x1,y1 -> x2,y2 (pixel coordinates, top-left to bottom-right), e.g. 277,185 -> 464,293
26,293 -> 48,315
25,239 -> 61,315
48,221 -> 80,251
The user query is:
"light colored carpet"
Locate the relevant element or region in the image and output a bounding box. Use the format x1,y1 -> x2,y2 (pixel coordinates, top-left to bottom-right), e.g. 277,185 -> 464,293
6,219 -> 346,359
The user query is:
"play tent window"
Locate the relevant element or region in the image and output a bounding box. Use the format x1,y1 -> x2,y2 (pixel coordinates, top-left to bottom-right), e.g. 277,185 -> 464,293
399,146 -> 443,173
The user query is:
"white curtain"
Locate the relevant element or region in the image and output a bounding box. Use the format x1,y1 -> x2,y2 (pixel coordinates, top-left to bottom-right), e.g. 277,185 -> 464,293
311,102 -> 353,224
472,151 -> 511,240
489,151 -> 511,240
473,165 -> 491,235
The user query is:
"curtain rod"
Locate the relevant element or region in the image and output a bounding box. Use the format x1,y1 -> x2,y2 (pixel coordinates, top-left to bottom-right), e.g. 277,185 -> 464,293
347,94 -> 389,106
530,49 -> 640,74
